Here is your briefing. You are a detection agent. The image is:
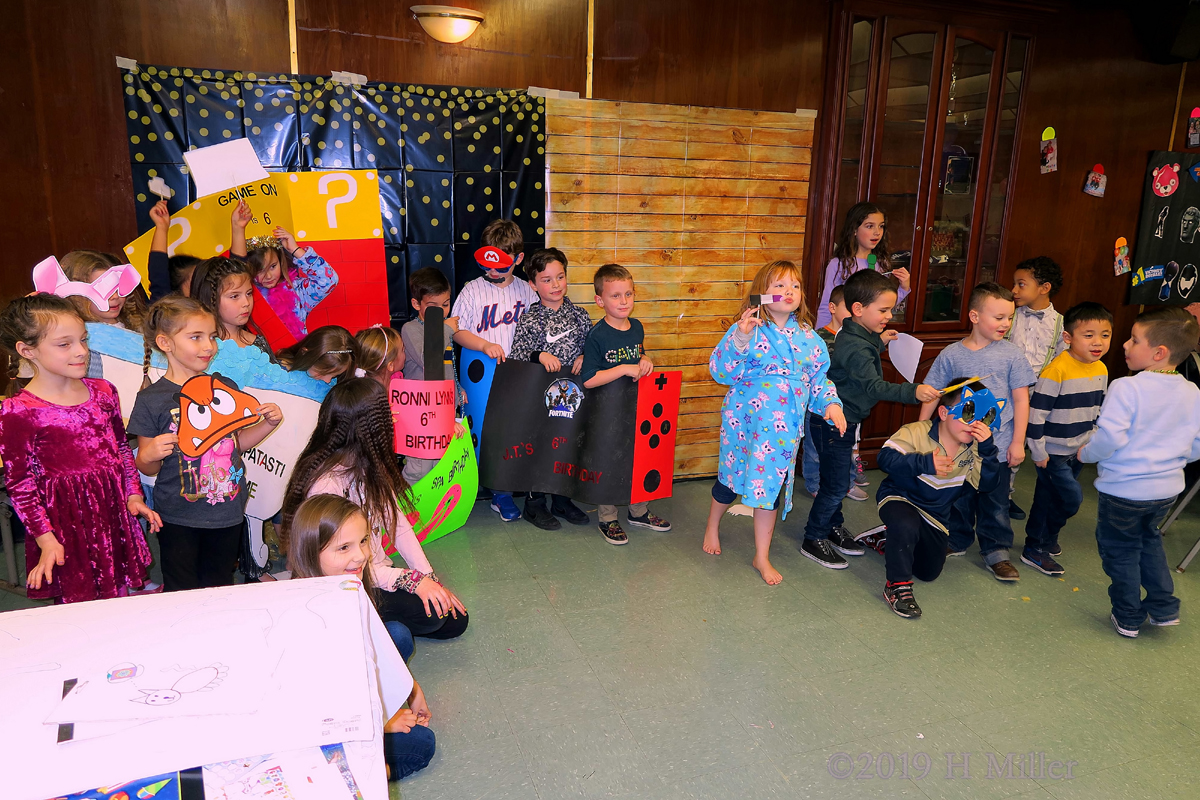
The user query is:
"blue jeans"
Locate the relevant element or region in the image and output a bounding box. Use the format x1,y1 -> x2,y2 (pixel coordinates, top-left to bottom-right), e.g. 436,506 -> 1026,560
1024,455 -> 1083,554
803,413 -> 858,541
801,437 -> 857,495
1095,492 -> 1180,628
384,723 -> 436,779
947,464 -> 1014,563
385,620 -> 416,662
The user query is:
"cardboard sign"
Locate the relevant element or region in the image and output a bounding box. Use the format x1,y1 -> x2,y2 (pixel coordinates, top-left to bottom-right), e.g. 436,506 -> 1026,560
389,377 -> 456,458
477,360 -> 681,505
391,425 -> 478,548
460,349 -> 497,458
176,373 -> 261,457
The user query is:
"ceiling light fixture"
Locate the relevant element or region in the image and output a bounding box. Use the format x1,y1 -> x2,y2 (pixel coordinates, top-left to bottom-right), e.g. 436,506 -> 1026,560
410,5 -> 485,44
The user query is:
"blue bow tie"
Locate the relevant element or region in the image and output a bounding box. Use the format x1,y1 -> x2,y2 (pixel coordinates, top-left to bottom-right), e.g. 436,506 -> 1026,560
1021,307 -> 1045,320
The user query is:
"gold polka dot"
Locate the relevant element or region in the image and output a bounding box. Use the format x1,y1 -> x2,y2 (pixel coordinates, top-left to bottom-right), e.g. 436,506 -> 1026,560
225,110 -> 235,119
130,135 -> 141,144
318,141 -> 327,150
437,155 -> 445,162
531,210 -> 538,219
431,219 -> 439,226
199,108 -> 209,118
135,152 -> 145,162
148,132 -> 158,142
535,181 -> 543,189
537,227 -> 545,235
514,208 -> 521,216
314,157 -> 323,166
509,181 -> 517,189
422,195 -> 430,203
468,144 -> 475,153
222,130 -> 232,138
390,226 -> 398,235
165,131 -> 175,140
127,110 -> 137,119
434,254 -> 442,262
148,168 -> 158,177
467,204 -> 475,212
516,134 -> 523,143
443,131 -> 451,140
199,127 -> 208,136
485,203 -> 493,211
137,192 -> 147,202
140,115 -> 151,125
538,147 -> 544,155
391,255 -> 400,264
484,165 -> 492,172
384,174 -> 393,183
442,200 -> 450,208
252,126 -> 262,135
169,108 -> 180,117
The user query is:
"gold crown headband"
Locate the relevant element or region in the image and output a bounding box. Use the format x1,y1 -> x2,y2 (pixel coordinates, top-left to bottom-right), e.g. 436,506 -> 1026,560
247,235 -> 283,250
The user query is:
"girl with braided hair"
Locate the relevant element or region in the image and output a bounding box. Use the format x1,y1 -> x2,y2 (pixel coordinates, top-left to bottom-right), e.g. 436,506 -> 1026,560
0,293 -> 159,602
281,378 -> 468,650
129,296 -> 283,591
189,255 -> 277,363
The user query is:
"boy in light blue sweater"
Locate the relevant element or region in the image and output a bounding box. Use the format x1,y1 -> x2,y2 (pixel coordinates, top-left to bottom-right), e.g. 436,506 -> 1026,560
1079,307 -> 1200,638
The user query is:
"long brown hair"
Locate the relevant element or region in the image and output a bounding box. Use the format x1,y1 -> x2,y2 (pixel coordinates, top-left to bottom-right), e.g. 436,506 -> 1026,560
0,294 -> 82,396
281,378 -> 415,552
189,256 -> 259,340
737,260 -> 813,329
61,250 -> 147,331
278,325 -> 357,381
286,494 -> 378,598
832,201 -> 891,282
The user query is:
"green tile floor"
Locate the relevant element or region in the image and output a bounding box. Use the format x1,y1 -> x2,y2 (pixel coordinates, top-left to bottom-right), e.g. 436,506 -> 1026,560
5,465 -> 1200,799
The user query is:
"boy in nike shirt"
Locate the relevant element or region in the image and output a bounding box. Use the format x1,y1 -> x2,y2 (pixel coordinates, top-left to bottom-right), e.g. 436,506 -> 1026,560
452,219 -> 538,521
509,247 -> 593,530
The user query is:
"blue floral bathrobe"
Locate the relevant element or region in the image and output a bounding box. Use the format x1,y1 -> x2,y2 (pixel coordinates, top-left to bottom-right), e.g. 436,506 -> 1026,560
709,319 -> 841,519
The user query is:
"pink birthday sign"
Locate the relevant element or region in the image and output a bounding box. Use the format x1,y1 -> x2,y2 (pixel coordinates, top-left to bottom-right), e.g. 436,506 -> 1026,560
389,376 -> 456,458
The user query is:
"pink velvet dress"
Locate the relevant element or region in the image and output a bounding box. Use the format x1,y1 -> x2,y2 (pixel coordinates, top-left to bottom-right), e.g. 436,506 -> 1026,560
0,378 -> 151,602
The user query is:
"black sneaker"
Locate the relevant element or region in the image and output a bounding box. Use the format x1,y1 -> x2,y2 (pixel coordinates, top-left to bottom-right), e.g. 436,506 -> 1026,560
522,498 -> 561,531
853,524 -> 887,554
1008,500 -> 1026,520
829,526 -> 865,556
883,583 -> 922,618
598,520 -> 629,545
551,498 -> 590,526
1048,544 -> 1063,557
627,511 -> 672,532
800,537 -> 848,569
1020,550 -> 1064,576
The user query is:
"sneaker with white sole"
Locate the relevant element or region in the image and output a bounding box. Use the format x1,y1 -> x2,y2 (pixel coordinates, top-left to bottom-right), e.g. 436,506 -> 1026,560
1111,613 -> 1140,638
598,520 -> 629,545
828,525 -> 865,556
1148,616 -> 1180,627
846,485 -> 869,502
490,494 -> 522,522
854,455 -> 870,487
801,537 -> 848,569
626,511 -> 672,531
883,582 -> 922,618
854,524 -> 887,554
1020,550 -> 1065,576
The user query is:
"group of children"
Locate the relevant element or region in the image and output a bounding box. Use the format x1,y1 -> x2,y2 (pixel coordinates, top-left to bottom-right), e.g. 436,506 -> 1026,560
4,197 -> 1200,781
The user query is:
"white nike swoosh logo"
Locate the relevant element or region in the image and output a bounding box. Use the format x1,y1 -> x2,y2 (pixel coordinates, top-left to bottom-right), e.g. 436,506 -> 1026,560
546,329 -> 574,344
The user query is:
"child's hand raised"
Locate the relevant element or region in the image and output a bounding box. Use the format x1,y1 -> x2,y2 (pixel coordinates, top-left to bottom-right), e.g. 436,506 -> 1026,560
736,306 -> 763,335
891,267 -> 911,291
231,200 -> 253,230
539,353 -> 562,373
932,451 -> 955,477
149,200 -> 170,230
272,226 -> 298,252
27,533 -> 65,590
824,403 -> 847,435
915,384 -> 940,403
256,403 -> 283,427
127,496 -> 162,533
483,342 -> 506,362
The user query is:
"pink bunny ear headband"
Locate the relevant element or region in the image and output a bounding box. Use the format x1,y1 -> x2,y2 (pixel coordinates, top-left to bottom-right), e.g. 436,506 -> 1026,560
32,256 -> 142,313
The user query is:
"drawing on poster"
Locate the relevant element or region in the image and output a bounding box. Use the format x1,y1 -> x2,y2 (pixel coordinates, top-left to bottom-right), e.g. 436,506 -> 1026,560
130,664 -> 228,706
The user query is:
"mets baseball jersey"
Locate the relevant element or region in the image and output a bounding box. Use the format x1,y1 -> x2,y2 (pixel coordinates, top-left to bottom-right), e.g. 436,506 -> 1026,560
452,276 -> 538,355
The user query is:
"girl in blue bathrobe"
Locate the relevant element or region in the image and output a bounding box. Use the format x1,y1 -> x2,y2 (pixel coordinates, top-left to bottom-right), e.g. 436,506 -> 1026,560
703,260 -> 845,585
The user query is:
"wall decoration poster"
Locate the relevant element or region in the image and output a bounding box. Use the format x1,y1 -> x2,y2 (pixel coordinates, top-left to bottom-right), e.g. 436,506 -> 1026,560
1083,163 -> 1107,197
1039,127 -> 1057,174
1114,236 -> 1130,275
1189,108 -> 1200,148
1131,150 -> 1200,304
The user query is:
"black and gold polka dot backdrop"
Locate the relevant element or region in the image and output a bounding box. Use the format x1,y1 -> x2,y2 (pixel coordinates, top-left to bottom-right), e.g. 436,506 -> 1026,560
121,64 -> 545,323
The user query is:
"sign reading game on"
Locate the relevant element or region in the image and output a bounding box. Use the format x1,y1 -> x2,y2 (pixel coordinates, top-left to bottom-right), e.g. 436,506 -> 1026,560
478,360 -> 682,505
389,376 -> 456,458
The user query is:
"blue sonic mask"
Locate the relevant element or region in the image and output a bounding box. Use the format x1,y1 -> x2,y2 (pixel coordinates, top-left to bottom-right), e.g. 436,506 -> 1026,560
945,386 -> 1006,431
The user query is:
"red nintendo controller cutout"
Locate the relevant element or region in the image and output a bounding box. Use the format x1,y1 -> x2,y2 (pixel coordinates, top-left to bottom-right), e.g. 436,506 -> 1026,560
631,370 -> 682,504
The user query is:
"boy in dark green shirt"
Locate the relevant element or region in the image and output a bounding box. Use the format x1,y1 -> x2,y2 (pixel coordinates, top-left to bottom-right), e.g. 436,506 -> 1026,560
802,270 -> 939,569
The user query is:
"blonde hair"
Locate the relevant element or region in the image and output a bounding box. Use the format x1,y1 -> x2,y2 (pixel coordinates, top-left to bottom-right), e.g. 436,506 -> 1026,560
354,325 -> 404,383
738,260 -> 812,328
141,296 -> 214,388
61,250 -> 146,331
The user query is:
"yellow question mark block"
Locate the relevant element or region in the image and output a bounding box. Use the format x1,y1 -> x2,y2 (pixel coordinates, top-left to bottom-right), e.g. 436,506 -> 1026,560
286,170 -> 383,244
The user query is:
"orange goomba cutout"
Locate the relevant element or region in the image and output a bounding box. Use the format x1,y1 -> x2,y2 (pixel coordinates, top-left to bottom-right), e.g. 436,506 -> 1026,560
175,374 -> 261,458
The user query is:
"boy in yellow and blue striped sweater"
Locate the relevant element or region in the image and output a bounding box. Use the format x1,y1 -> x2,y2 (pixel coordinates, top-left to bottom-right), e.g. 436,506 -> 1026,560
1022,302 -> 1113,576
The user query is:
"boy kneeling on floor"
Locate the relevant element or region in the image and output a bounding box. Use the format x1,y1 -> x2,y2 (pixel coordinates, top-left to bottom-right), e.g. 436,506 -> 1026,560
859,377 -> 1001,618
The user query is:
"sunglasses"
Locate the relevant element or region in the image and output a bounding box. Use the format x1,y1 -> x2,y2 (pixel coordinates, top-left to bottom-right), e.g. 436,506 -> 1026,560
944,385 -> 1006,432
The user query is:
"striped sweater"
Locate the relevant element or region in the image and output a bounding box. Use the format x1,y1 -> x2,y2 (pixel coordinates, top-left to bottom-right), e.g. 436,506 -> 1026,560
1025,350 -> 1108,462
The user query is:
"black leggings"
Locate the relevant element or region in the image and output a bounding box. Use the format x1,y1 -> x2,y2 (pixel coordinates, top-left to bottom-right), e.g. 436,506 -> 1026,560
376,586 -> 470,639
879,501 -> 947,585
158,521 -> 243,592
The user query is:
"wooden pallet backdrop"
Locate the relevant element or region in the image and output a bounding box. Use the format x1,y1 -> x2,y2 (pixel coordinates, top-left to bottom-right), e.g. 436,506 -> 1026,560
544,98 -> 816,479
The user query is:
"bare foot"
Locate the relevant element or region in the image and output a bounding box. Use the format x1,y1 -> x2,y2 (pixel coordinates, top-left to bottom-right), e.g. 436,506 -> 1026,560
753,555 -> 782,585
702,528 -> 722,555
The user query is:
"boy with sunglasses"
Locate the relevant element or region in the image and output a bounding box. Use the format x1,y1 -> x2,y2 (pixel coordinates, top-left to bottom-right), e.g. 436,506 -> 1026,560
919,283 -> 1037,581
860,379 -> 1002,617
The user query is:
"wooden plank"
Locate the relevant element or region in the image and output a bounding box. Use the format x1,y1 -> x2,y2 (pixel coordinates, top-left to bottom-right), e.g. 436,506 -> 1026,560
544,230 -> 617,250
743,215 -> 805,233
686,159 -> 750,179
548,192 -> 618,214
752,128 -> 815,147
616,213 -> 685,232
547,135 -> 619,156
615,101 -> 692,122
612,247 -> 683,266
679,395 -> 724,413
620,119 -> 690,142
680,248 -> 746,266
619,299 -> 742,320
686,106 -> 813,130
653,348 -> 714,367
683,232 -> 746,249
645,332 -> 729,350
746,231 -> 806,250
683,178 -> 755,197
615,230 -> 684,249
684,196 -> 749,215
686,141 -> 750,162
681,381 -> 727,398
546,115 -> 622,138
545,211 -> 618,231
687,124 -> 753,145
746,196 -> 808,216
617,156 -> 689,177
619,138 -> 687,159
568,280 -> 738,301
680,265 -> 746,282
675,442 -> 719,460
617,175 -> 689,196
557,247 -> 617,267
676,428 -> 720,446
675,455 -> 718,477
547,97 -> 621,118
616,194 -> 686,215
745,179 -> 809,199
678,411 -> 721,429
642,316 -> 735,335
749,144 -> 812,165
550,153 -> 620,175
548,173 -> 619,195
748,161 -> 810,181
684,214 -> 745,232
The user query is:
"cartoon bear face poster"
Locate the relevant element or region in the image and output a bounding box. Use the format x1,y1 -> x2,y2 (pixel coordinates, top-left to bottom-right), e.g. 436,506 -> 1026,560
1131,151 -> 1200,305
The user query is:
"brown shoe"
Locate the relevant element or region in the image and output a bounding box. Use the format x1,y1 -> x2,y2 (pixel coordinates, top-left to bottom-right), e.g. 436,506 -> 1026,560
987,560 -> 1020,581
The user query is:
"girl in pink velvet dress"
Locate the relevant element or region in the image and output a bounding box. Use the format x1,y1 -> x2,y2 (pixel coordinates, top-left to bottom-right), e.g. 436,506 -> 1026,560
0,294 -> 161,602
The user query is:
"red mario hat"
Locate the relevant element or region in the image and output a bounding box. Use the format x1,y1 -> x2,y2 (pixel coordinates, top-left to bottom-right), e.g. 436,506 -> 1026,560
474,245 -> 515,272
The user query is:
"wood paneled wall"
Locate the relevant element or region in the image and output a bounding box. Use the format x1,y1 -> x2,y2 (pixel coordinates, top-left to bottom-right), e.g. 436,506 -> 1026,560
544,97 -> 815,477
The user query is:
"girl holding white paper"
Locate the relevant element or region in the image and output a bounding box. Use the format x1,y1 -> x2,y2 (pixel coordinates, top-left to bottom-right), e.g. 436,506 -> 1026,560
287,493 -> 436,780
